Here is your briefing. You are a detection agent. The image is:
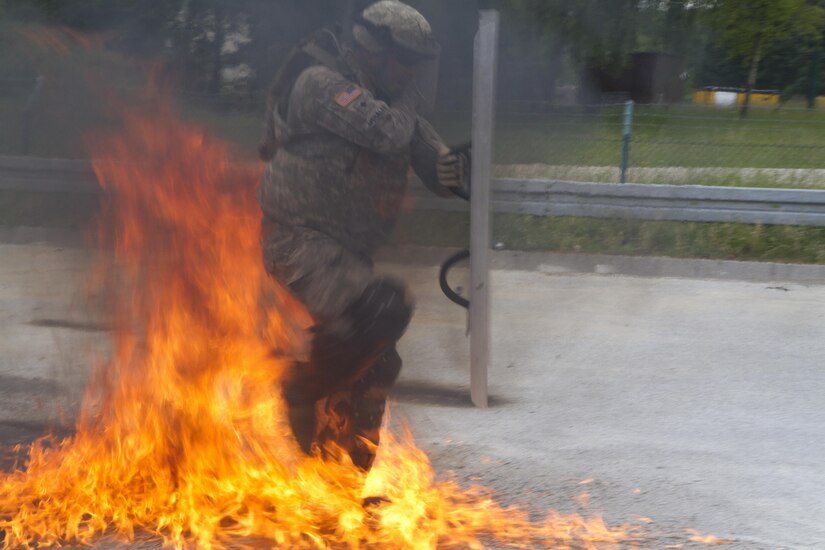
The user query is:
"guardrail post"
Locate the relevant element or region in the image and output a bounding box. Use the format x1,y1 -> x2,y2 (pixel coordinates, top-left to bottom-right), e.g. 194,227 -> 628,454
469,10 -> 499,408
620,100 -> 634,183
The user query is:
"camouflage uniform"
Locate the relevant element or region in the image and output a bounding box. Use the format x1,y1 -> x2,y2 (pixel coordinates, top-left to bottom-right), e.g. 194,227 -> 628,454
258,49 -> 449,469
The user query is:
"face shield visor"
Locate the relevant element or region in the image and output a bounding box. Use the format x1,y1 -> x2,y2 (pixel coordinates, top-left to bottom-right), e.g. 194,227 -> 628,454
412,54 -> 439,114
354,20 -> 441,113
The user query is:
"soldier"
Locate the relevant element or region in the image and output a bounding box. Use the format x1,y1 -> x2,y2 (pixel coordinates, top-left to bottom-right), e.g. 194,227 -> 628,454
258,0 -> 469,471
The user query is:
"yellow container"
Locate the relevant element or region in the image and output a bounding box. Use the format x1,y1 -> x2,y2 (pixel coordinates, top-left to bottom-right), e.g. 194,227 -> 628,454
736,92 -> 779,105
693,90 -> 714,105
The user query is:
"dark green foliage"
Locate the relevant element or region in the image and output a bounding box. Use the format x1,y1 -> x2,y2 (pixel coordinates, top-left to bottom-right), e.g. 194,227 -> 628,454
702,0 -> 823,116
3,0 -> 825,105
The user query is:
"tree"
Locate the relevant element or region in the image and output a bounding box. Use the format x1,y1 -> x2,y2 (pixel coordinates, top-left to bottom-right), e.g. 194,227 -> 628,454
498,0 -> 706,103
496,0 -> 639,103
704,0 -> 823,117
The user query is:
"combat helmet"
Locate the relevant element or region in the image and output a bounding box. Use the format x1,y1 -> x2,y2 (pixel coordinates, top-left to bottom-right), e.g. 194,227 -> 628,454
353,0 -> 440,63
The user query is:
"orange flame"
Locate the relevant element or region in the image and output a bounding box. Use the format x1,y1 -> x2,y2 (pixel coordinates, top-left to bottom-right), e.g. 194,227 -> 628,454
22,27 -> 104,55
686,529 -> 737,545
0,104 -> 630,548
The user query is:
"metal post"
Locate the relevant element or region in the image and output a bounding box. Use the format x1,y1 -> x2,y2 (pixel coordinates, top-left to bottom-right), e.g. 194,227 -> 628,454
22,76 -> 44,157
470,10 -> 498,408
620,100 -> 634,184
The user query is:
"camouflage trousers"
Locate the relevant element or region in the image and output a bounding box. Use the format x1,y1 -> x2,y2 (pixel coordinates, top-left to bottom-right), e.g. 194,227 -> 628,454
262,220 -> 412,470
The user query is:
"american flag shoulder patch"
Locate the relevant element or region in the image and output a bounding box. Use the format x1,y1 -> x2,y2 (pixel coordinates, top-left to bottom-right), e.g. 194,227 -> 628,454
334,84 -> 363,108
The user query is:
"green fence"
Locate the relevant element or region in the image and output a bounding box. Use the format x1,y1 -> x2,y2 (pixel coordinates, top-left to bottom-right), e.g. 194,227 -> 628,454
484,100 -> 825,188
6,74 -> 825,189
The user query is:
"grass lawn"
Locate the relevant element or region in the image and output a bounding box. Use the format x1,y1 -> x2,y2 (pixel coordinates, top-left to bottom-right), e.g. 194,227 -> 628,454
487,101 -> 825,169
6,93 -> 825,264
391,209 -> 825,265
436,101 -> 825,187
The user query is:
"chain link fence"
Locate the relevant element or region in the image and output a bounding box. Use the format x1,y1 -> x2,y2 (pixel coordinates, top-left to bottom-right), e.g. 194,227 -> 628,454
0,76 -> 266,159
6,74 -> 825,189
486,100 -> 825,189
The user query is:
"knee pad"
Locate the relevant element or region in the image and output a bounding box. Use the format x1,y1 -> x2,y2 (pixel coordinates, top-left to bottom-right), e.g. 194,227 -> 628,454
345,277 -> 413,344
363,347 -> 402,390
290,279 -> 412,404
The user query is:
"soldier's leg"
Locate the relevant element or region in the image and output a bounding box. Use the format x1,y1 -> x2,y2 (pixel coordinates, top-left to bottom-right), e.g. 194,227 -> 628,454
348,346 -> 403,470
284,278 -> 411,464
283,276 -> 413,406
315,347 -> 402,470
287,403 -> 317,455
261,227 -> 375,454
261,226 -> 412,456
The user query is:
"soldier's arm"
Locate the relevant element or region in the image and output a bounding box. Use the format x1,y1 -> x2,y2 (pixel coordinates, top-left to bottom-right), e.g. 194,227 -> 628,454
292,66 -> 417,154
410,116 -> 453,197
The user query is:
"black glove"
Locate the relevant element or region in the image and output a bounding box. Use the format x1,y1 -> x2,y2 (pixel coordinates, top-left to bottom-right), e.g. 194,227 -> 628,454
437,143 -> 471,200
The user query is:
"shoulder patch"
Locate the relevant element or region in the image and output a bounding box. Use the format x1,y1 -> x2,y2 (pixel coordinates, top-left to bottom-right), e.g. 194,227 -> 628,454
334,84 -> 363,108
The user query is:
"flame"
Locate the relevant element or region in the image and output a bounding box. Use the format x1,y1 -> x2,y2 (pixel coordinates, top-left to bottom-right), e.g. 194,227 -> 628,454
686,529 -> 737,545
0,103 -> 632,548
22,27 -> 104,55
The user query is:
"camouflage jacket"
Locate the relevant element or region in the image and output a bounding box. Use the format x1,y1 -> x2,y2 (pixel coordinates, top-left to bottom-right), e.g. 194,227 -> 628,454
258,56 -> 450,260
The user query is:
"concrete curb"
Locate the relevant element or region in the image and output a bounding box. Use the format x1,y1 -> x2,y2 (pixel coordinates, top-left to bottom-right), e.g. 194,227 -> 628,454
4,226 -> 825,284
0,226 -> 90,248
376,244 -> 825,284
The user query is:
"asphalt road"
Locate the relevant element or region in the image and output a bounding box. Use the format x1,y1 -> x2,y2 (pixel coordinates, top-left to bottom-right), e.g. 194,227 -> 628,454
1,242 -> 824,548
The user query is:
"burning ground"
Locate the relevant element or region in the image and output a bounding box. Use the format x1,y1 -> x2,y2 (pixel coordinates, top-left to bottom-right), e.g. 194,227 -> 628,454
0,105 -> 633,549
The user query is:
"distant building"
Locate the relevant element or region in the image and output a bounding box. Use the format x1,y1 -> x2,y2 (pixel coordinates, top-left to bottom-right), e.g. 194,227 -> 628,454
627,52 -> 686,104
583,52 -> 687,105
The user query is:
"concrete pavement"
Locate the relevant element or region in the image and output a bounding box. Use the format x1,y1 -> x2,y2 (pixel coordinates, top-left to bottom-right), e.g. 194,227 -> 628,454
1,241 -> 824,548
389,262 -> 825,549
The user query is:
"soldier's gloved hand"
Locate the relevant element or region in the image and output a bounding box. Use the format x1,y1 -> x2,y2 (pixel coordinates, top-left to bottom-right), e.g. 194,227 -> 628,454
436,149 -> 470,190
436,149 -> 470,200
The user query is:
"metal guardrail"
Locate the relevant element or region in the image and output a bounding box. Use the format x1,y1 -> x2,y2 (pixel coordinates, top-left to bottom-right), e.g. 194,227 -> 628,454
0,156 -> 100,194
6,155 -> 825,227
408,178 -> 825,227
